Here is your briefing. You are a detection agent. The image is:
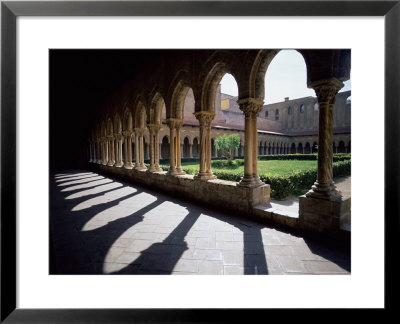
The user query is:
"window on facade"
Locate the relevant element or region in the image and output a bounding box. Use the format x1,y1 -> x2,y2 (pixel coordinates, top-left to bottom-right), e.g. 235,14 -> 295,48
265,111 -> 268,118
275,109 -> 279,120
300,104 -> 305,113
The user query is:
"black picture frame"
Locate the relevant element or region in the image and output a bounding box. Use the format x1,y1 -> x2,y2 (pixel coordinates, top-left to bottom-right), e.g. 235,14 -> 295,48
1,0 -> 398,322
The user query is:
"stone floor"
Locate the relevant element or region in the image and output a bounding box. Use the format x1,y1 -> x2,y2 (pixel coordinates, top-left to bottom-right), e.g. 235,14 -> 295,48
50,170 -> 350,275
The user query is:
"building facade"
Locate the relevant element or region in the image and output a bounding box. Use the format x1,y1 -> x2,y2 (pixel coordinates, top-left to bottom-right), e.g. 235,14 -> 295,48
138,86 -> 351,160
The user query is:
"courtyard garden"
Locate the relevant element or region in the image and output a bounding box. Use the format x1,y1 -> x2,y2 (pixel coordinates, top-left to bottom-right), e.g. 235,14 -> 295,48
158,153 -> 351,199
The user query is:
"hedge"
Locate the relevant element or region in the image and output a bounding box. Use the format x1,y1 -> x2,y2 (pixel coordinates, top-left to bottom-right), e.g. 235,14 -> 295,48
158,156 -> 351,200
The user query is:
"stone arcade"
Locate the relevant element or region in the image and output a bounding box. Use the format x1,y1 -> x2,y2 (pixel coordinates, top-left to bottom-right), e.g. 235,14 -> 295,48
87,49 -> 351,234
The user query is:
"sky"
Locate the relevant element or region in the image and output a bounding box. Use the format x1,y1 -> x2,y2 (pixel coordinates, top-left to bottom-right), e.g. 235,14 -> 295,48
220,50 -> 351,104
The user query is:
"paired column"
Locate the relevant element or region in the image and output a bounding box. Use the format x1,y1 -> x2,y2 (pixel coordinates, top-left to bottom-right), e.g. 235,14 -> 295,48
88,142 -> 93,162
114,134 -> 123,167
237,98 -> 264,187
306,78 -> 343,200
101,137 -> 108,165
194,111 -> 216,180
166,118 -> 185,175
147,124 -> 162,172
96,140 -> 101,164
134,128 -> 147,170
122,130 -> 134,169
107,135 -> 115,166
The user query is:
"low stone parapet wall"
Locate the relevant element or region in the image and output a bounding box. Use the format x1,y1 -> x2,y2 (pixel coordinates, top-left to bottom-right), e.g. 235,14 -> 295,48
94,164 -> 270,216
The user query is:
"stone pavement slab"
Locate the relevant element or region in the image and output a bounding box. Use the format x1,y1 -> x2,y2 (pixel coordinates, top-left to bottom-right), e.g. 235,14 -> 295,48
50,170 -> 350,275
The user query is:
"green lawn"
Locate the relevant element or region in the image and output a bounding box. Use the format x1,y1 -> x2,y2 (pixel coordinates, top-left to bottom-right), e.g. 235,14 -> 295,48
161,159 -> 318,177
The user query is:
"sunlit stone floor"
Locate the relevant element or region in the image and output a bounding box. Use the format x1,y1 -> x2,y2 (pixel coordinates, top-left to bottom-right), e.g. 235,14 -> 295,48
50,170 -> 350,275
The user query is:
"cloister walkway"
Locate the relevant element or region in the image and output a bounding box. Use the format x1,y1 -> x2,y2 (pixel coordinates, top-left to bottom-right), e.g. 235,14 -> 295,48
50,170 -> 350,275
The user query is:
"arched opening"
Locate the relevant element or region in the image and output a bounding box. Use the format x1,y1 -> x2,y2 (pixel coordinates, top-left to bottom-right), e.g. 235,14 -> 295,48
264,142 -> 267,155
312,142 -> 318,153
297,143 -> 303,154
291,143 -> 296,154
183,137 -> 190,158
264,50 -> 314,132
347,141 -> 351,153
192,137 -> 199,158
338,140 -> 346,153
333,142 -> 337,154
161,136 -> 169,159
304,142 -> 311,154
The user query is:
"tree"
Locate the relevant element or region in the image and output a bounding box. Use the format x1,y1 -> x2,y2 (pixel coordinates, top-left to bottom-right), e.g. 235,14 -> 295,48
214,134 -> 240,161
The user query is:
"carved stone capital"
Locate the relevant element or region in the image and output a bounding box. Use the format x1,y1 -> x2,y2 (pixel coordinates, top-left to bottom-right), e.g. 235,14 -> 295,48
122,130 -> 133,137
134,127 -> 146,136
147,123 -> 161,133
166,118 -> 182,130
113,133 -> 122,140
310,78 -> 344,105
107,135 -> 114,140
193,111 -> 215,126
237,98 -> 264,118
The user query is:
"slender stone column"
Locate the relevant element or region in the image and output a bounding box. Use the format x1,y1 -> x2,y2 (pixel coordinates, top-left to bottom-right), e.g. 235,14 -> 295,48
88,142 -> 93,162
114,134 -> 123,167
189,144 -> 193,158
306,78 -> 343,200
101,137 -> 108,165
175,121 -> 185,175
194,111 -> 216,180
134,132 -> 140,167
167,119 -> 177,175
134,128 -> 146,170
153,125 -> 162,172
147,125 -> 155,172
107,135 -> 115,166
237,98 -> 264,187
147,124 -> 162,172
122,131 -> 133,169
95,140 -> 100,164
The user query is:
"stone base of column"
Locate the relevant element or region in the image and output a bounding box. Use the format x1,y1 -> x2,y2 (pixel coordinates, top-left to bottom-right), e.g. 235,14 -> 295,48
299,195 -> 351,232
102,161 -> 108,166
147,166 -> 163,173
97,160 -> 102,164
123,162 -> 134,169
114,162 -> 123,168
107,161 -> 115,167
194,172 -> 216,181
174,167 -> 186,175
134,165 -> 147,171
305,181 -> 342,201
167,168 -> 178,176
238,175 -> 264,188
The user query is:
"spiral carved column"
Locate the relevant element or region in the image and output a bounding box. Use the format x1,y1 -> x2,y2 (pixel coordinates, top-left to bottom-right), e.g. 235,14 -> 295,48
306,78 -> 343,200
